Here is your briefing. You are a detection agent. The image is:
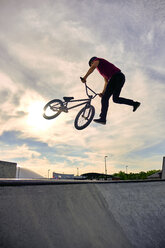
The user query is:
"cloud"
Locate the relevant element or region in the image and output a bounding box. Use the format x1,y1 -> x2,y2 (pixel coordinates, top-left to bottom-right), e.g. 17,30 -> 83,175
0,143 -> 40,161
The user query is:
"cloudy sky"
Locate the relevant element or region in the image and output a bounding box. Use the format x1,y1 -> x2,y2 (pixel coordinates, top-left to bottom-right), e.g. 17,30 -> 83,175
0,0 -> 165,177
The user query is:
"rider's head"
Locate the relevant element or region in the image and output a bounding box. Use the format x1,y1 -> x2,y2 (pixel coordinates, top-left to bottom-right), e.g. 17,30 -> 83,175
89,57 -> 97,67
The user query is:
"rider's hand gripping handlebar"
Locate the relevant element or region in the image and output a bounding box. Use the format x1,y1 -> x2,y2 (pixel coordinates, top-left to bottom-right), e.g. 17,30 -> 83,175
80,77 -> 98,99
80,77 -> 86,83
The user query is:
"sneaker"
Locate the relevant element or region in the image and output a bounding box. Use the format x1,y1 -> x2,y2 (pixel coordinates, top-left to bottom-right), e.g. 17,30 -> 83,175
93,118 -> 106,125
133,102 -> 141,112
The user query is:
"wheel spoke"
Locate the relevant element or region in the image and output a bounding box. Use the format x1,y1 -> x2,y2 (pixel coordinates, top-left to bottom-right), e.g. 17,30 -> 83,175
43,99 -> 63,119
78,108 -> 91,126
74,105 -> 95,130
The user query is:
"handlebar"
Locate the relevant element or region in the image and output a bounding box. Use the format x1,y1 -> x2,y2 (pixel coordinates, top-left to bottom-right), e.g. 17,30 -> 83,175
80,77 -> 98,99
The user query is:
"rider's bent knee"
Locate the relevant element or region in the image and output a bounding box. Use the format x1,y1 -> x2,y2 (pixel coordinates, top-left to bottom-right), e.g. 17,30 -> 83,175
112,96 -> 119,103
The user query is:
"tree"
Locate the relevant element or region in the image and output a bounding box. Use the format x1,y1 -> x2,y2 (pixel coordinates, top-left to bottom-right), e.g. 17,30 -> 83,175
113,170 -> 160,180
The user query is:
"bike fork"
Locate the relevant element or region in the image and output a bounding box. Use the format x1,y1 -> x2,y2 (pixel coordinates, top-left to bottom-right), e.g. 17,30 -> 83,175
82,104 -> 91,119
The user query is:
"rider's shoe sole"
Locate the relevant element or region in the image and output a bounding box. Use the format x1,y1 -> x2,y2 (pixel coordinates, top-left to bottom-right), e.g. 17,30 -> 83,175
93,119 -> 106,125
133,102 -> 141,112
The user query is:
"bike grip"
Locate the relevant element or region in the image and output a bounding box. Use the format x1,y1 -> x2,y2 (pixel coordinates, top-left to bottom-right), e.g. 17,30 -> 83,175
80,77 -> 83,81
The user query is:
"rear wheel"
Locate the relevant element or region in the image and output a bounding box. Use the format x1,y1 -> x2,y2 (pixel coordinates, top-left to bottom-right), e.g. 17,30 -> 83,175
43,99 -> 63,120
74,105 -> 95,130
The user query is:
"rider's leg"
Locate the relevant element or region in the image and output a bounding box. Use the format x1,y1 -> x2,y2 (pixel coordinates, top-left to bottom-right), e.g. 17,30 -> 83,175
99,79 -> 114,121
112,72 -> 135,106
96,72 -> 140,124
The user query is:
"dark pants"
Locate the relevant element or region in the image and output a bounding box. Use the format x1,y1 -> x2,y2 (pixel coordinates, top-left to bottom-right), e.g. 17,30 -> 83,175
100,72 -> 134,120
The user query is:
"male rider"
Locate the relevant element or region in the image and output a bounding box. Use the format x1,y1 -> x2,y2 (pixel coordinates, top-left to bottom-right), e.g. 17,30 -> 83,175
81,57 -> 140,125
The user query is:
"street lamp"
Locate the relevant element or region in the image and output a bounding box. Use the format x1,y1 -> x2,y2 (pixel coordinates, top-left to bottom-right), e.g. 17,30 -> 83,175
77,168 -> 79,176
104,156 -> 108,175
48,169 -> 50,179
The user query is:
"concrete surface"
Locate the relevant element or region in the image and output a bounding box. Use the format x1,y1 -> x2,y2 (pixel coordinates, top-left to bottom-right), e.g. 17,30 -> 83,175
97,181 -> 165,248
0,180 -> 165,248
0,161 -> 16,178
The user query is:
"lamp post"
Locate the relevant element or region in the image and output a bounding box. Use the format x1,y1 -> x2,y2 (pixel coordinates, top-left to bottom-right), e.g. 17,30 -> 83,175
126,166 -> 128,174
77,168 -> 79,176
48,169 -> 50,179
104,156 -> 108,175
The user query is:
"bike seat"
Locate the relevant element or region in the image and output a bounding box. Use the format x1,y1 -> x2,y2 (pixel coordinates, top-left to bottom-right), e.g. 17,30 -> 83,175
63,97 -> 74,102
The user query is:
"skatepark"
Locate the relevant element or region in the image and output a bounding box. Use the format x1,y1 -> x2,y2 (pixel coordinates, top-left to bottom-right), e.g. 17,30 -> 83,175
1,179 -> 165,248
0,1 -> 165,247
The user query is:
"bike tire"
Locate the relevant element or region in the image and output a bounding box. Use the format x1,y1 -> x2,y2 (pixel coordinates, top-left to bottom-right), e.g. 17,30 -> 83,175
74,105 -> 95,130
43,99 -> 63,120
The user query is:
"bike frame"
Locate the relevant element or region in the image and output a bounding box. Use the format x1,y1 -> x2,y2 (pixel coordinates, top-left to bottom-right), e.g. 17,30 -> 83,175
61,83 -> 98,111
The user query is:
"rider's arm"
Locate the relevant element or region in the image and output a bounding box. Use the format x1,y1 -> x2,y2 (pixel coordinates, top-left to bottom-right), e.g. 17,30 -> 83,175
99,78 -> 108,97
82,60 -> 99,82
102,77 -> 108,94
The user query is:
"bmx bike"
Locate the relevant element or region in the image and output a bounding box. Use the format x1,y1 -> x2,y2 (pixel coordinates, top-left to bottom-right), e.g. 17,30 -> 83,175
43,78 -> 98,130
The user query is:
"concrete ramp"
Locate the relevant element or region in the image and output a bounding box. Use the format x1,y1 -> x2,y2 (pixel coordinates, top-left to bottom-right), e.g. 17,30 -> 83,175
0,180 -> 165,248
97,181 -> 165,248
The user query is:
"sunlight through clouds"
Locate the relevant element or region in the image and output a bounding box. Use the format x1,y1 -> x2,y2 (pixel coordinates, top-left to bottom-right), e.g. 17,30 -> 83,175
27,101 -> 51,132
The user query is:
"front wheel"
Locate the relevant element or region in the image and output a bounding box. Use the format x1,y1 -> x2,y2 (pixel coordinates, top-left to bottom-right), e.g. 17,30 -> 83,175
43,99 -> 63,120
74,105 -> 95,130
